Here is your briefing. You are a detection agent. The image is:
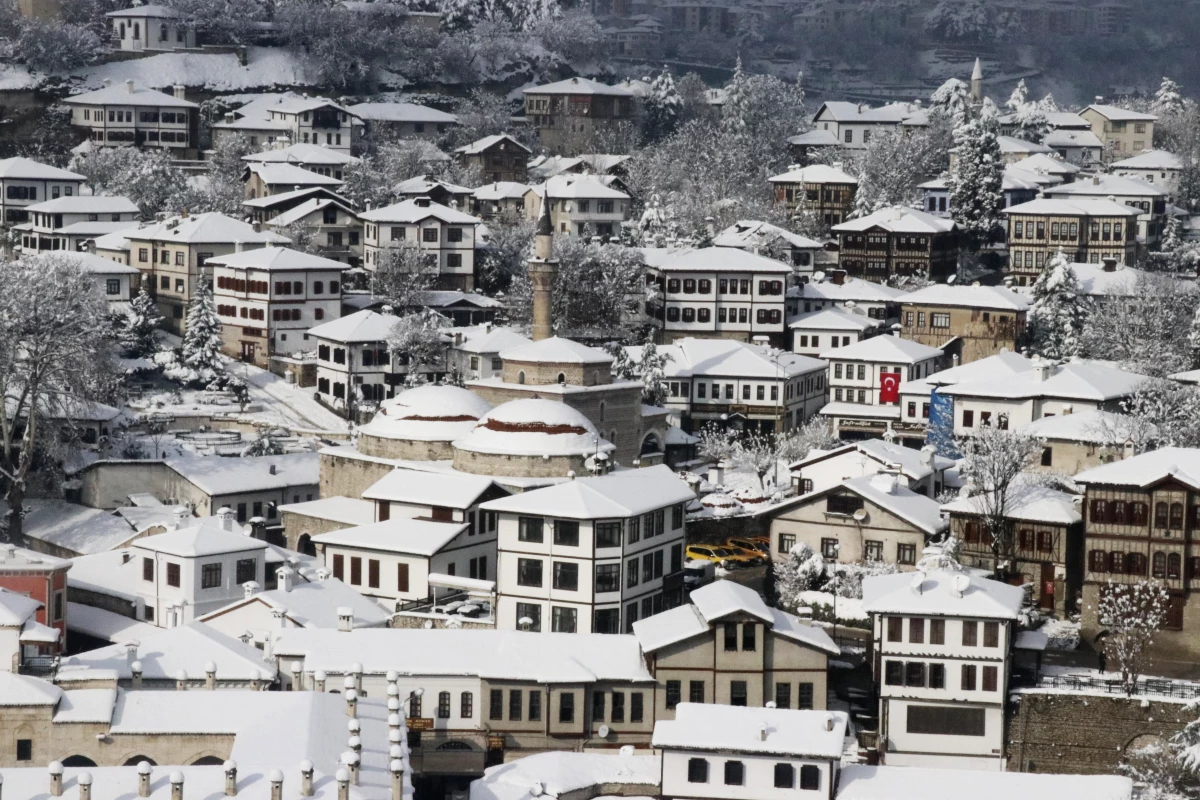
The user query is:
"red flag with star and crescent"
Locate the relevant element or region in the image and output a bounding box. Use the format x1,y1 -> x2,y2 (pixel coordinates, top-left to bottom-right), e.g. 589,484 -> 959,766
879,371 -> 900,404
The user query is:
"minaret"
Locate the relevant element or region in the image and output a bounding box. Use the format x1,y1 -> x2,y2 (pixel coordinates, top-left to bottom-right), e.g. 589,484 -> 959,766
970,57 -> 983,104
529,192 -> 558,342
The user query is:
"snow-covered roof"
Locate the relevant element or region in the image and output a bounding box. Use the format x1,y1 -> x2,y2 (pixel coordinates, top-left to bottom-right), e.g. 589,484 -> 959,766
246,162 -> 344,187
241,142 -> 358,166
276,496 -> 374,527
200,577 -> 392,628
270,97 -> 355,116
1111,149 -> 1183,170
345,101 -> 458,124
307,309 -> 397,343
0,157 -> 85,181
768,164 -> 858,184
470,752 -> 659,800
453,399 -> 614,458
393,175 -> 472,197
359,197 -> 479,225
1045,173 -> 1167,198
839,765 -> 1131,800
242,186 -> 350,210
832,206 -> 956,234
787,129 -> 841,146
53,688 -> 118,723
56,621 -> 279,683
0,764 -> 365,800
0,545 -> 71,572
789,307 -> 882,332
652,703 -> 848,758
0,589 -> 41,627
132,520 -> 268,558
1083,103 -> 1157,122
500,336 -> 611,365
26,195 -> 139,214
839,474 -> 947,535
164,453 -> 318,496
107,4 -> 178,17
455,133 -> 532,156
274,628 -> 653,683
132,212 -> 290,245
1061,261 -> 1145,296
525,77 -> 635,96
899,351 -> 1034,397
362,468 -> 498,509
820,333 -> 941,363
800,276 -> 906,302
66,601 -> 157,644
630,337 -> 825,381
0,671 -> 61,705
863,568 -> 1023,619
1074,446 -> 1200,489
65,81 -> 197,108
14,499 -> 146,555
264,197 -> 356,228
481,464 -> 691,519
1002,197 -> 1141,217
359,385 -> 493,444
792,440 -> 953,482
900,284 -> 1029,311
813,100 -> 922,125
528,174 -> 629,201
818,401 -> 901,421
312,518 -> 467,557
997,135 -> 1054,155
473,181 -> 531,201
453,325 -> 531,354
49,220 -> 141,238
713,220 -> 824,251
653,246 -> 793,274
206,245 -> 345,272
1042,129 -> 1104,149
1012,152 -> 1081,175
1020,408 -> 1149,445
942,477 -> 1082,525
938,360 -> 1149,403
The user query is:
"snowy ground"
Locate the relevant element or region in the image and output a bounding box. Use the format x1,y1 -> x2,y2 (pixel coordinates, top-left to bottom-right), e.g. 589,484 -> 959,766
73,47 -> 325,92
1039,618 -> 1081,651
797,590 -> 869,622
225,361 -> 349,433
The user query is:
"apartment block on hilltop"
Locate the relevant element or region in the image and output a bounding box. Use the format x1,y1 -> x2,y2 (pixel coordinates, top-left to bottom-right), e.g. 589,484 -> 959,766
63,80 -> 198,155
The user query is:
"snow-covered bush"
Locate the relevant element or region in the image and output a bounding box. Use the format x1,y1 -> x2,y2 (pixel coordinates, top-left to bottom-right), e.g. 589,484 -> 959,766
1097,579 -> 1169,695
15,19 -> 104,73
774,543 -> 827,610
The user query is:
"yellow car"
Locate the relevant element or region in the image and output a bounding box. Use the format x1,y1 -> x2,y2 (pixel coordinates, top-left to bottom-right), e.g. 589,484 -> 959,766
726,537 -> 770,561
685,545 -> 758,569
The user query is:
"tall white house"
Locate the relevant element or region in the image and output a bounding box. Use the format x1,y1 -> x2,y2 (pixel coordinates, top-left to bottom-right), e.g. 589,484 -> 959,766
863,569 -> 1024,771
481,465 -> 694,635
360,197 -> 482,292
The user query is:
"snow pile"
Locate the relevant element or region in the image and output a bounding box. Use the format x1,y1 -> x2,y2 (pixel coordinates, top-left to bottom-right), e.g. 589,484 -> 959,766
1040,617 -> 1081,651
798,591 -> 869,622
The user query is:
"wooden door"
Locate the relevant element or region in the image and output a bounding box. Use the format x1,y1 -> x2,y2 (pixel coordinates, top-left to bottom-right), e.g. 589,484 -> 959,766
1039,562 -> 1055,610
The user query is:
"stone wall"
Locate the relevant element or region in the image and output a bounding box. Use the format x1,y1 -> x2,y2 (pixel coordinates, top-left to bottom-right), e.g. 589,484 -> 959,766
279,510 -> 360,552
502,359 -> 607,387
357,434 -> 454,461
318,449 -> 395,500
452,448 -> 587,479
1006,690 -> 1195,775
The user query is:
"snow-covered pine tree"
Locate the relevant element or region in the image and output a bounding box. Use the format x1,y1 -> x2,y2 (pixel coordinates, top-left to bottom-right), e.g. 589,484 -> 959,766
929,77 -> 971,127
180,280 -> 225,385
773,543 -> 826,612
1027,249 -> 1091,360
1037,93 -> 1059,113
1152,77 -> 1186,117
643,66 -> 683,143
947,112 -> 1004,249
1005,80 -> 1050,142
1004,79 -> 1028,113
636,337 -> 672,407
721,55 -> 750,133
122,287 -> 164,357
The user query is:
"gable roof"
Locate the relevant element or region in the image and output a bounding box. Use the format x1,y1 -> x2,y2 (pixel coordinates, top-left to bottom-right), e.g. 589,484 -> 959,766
241,186 -> 352,211
345,101 -> 458,124
653,703 -> 848,758
131,212 -> 290,245
0,157 -> 85,181
1112,149 -> 1183,170
820,333 -> 942,363
107,4 -> 178,17
769,163 -> 858,185
713,220 -> 824,251
246,163 -> 344,187
242,142 -> 358,166
1002,197 -> 1141,217
312,519 -> 468,557
454,133 -> 531,155
862,568 -> 1023,619
264,196 -> 358,228
1044,173 -> 1167,198
1074,447 -> 1200,490
832,206 -> 956,234
481,465 -> 693,520
65,82 -> 197,109
363,469 -> 498,509
307,309 -> 397,343
900,284 -> 1030,311
1084,103 -> 1158,122
525,77 -> 635,96
206,245 -> 346,271
359,198 -> 479,225
937,360 -> 1149,403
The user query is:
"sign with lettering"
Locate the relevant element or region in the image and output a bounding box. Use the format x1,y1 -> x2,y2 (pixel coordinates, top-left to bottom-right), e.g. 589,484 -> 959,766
408,718 -> 434,731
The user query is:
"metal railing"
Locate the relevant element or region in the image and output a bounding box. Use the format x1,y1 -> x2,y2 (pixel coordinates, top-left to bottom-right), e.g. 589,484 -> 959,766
1019,673 -> 1200,700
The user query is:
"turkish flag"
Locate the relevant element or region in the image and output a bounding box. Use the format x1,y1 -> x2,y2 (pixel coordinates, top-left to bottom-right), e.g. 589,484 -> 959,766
879,371 -> 900,404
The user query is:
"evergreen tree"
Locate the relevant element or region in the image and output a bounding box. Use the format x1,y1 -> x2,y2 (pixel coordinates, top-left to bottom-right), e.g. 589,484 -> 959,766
635,337 -> 672,407
1004,79 -> 1049,142
1004,79 -> 1028,112
929,77 -> 970,126
180,280 -> 225,385
121,287 -> 164,357
721,55 -> 750,133
1027,249 -> 1091,360
643,66 -> 682,142
1037,93 -> 1059,113
1152,77 -> 1186,117
947,113 -> 1004,248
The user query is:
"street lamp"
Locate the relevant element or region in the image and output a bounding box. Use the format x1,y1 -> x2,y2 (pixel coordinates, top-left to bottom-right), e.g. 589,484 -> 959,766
767,348 -> 787,488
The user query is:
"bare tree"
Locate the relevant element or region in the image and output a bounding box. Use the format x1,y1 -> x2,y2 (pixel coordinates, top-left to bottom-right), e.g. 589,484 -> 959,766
697,423 -> 739,468
371,242 -> 439,314
955,426 -> 1045,573
1098,580 -> 1169,696
777,416 -> 841,464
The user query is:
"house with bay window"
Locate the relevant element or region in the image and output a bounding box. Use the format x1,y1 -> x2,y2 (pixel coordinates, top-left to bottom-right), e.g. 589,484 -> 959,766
1002,198 -> 1139,285
360,197 -> 481,292
832,207 -> 958,283
863,569 -> 1024,771
482,465 -> 694,635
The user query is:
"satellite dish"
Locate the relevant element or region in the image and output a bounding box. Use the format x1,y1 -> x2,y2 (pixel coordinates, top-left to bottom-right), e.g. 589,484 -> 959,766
813,270 -> 826,282
598,724 -> 611,738
947,274 -> 957,284
852,508 -> 867,522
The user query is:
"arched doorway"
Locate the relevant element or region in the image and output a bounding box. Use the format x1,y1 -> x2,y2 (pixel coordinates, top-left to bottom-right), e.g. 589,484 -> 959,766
297,534 -> 316,557
640,433 -> 661,456
61,756 -> 98,767
191,756 -> 225,766
123,756 -> 157,767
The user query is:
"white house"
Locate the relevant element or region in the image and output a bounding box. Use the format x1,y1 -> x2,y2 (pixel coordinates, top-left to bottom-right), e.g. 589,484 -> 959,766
788,439 -> 954,499
346,101 -> 459,139
262,193 -> 363,266
307,309 -> 403,414
15,195 -> 140,253
1042,128 -> 1105,165
895,351 -> 1035,438
207,245 -> 345,367
1043,173 -> 1169,246
713,220 -> 827,278
106,4 -> 195,51
785,273 -> 903,322
471,182 -> 530,220
525,175 -> 630,239
212,96 -> 360,153
789,307 -> 881,357
241,142 -> 359,180
360,197 -> 481,292
243,163 -> 344,200
1111,149 -> 1184,195
653,703 -> 848,800
482,465 -> 694,635
863,569 -> 1024,771
65,250 -> 142,311
0,157 -> 85,226
64,80 -> 198,154
809,101 -> 926,150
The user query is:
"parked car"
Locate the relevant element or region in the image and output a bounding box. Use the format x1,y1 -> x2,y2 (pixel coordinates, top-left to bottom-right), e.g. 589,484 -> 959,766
725,537 -> 770,561
685,544 -> 757,569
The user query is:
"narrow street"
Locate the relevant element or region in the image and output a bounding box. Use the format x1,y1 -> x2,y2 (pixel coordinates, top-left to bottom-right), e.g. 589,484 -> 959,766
226,361 -> 350,434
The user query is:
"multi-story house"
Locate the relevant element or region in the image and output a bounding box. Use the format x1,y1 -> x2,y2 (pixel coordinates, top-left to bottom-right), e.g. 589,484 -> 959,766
919,165 -> 1040,218
898,285 -> 1029,365
446,325 -> 532,381
713,220 -> 828,280
262,97 -> 358,153
307,309 -> 405,416
471,182 -> 530,221
768,163 -> 858,228
809,101 -> 926,150
1003,198 -> 1140,284
241,142 -> 358,181
998,109 -> 1093,138
126,211 -> 290,332
70,250 -> 142,311
786,271 -> 904,321
63,80 -> 198,155
0,545 -> 70,655
768,473 -> 948,569
0,157 -> 85,226
1111,150 -> 1183,195
654,704 -> 847,800
787,439 -> 953,500
243,163 -> 344,200
524,175 -> 630,239
1079,104 -> 1157,160
819,334 -> 943,445
1075,448 -> 1200,653
1020,408 -> 1142,475
263,193 -> 363,267
242,186 -> 349,224
648,247 -> 792,347
345,101 -> 458,140
1042,128 -> 1105,165
943,480 -> 1083,613
630,337 -> 827,434
207,246 -> 345,367
454,134 -> 532,184
790,307 -> 881,358
832,207 -> 959,283
863,569 -> 1024,770
15,195 -> 140,253
106,4 -> 194,51
523,77 -> 638,153
393,176 -> 473,209
1043,173 -> 1168,248
360,197 -> 481,291
482,465 -> 693,634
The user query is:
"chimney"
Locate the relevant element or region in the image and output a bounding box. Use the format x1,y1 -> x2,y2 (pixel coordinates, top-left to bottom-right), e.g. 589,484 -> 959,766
125,79 -> 135,94
454,331 -> 462,346
125,641 -> 139,665
390,760 -> 405,800
205,661 -> 216,690
346,688 -> 358,718
824,712 -> 835,732
707,461 -> 724,486
278,567 -> 294,593
1062,404 -> 1073,415
137,763 -> 152,798
343,676 -> 356,695
243,581 -> 260,599
50,763 -> 64,797
269,463 -> 277,475
253,221 -> 262,233
234,240 -> 244,253
337,607 -> 353,632
349,735 -> 362,757
343,752 -> 360,786
1033,361 -> 1052,382
172,506 -> 190,529
1102,256 -> 1118,272
131,660 -> 143,690
268,770 -> 283,800
176,669 -> 188,691
79,773 -> 92,800
223,761 -> 237,796
271,607 -> 286,630
251,670 -> 266,692
170,772 -> 184,800
388,713 -> 402,737
291,661 -> 303,690
758,723 -> 767,742
704,216 -> 715,237
351,663 -> 363,693
313,670 -> 326,692
829,269 -> 846,286
336,770 -> 350,800
300,762 -> 314,797
104,78 -> 112,88
529,192 -> 559,342
1093,175 -> 1101,185
173,85 -> 185,100
225,112 -> 235,124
